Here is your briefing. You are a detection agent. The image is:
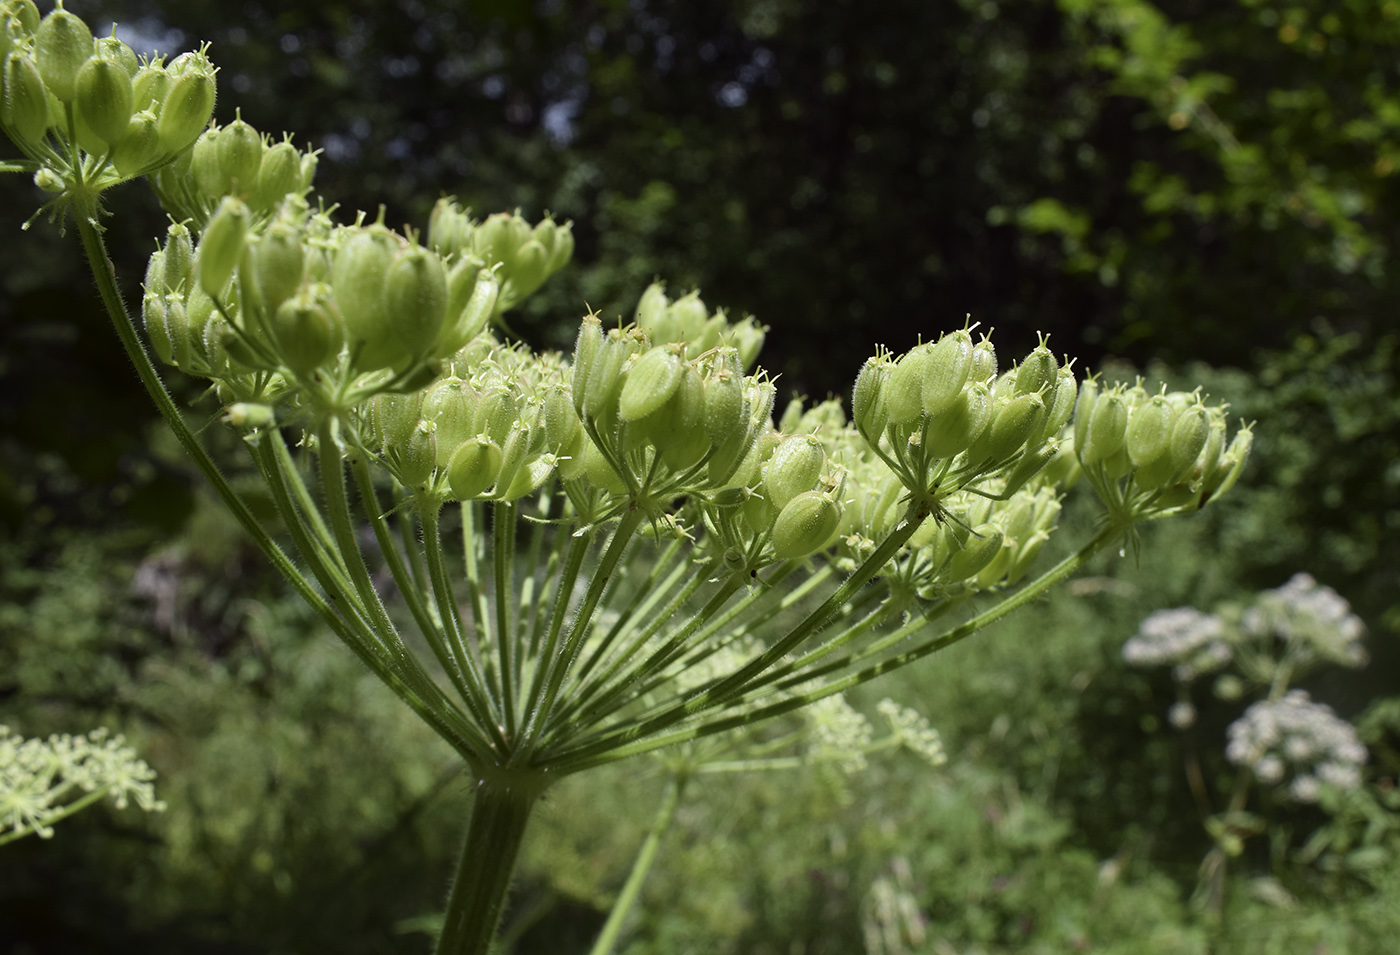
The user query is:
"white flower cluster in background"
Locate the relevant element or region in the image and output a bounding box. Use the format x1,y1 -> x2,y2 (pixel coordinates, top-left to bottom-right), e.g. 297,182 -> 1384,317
1,725 -> 165,843
1242,573 -> 1368,667
876,699 -> 947,767
1225,691 -> 1367,803
1122,606 -> 1233,681
806,695 -> 875,775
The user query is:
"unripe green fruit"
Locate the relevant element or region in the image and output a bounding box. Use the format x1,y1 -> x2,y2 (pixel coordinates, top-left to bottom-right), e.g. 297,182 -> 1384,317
69,101 -> 108,155
248,224 -> 305,315
143,290 -> 175,364
492,421 -> 534,497
1072,376 -> 1098,452
111,109 -> 159,175
34,7 -> 92,103
647,365 -> 709,468
448,434 -> 504,495
635,282 -> 669,331
1167,404 -> 1211,480
473,385 -> 517,448
973,392 -> 1046,466
161,222 -> 193,294
947,524 -> 1004,581
1014,344 -> 1057,396
218,116 -> 263,193
130,63 -> 168,112
384,246 -> 448,363
1040,367 -> 1078,438
762,434 -> 826,511
271,288 -> 339,374
333,227 -> 399,370
74,53 -> 132,146
1199,427 -> 1251,504
94,34 -> 138,77
582,333 -> 630,424
1079,390 -> 1128,466
921,330 -> 973,417
571,316 -> 603,414
473,212 -> 523,268
438,267 -> 495,356
9,1 -> 40,34
506,239 -> 549,299
544,387 -> 584,459
156,65 -> 215,155
772,491 -> 840,559
3,52 -> 49,145
197,197 -> 251,299
619,347 -> 683,422
668,291 -> 708,342
852,356 -> 890,443
886,344 -> 932,425
1001,441 -> 1059,497
423,377 -> 478,468
924,381 -> 991,459
255,141 -> 301,209
970,337 -> 998,382
192,130 -> 227,195
546,221 -> 574,273
428,198 -> 472,253
395,419 -> 437,489
1125,395 -> 1175,468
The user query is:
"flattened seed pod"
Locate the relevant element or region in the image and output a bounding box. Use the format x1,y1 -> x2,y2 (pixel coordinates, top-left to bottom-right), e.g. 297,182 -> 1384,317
772,491 -> 841,559
618,347 -> 683,422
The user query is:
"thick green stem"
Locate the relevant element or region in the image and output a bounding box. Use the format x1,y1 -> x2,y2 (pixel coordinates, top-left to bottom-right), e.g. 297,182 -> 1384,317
587,772 -> 687,955
435,772 -> 548,955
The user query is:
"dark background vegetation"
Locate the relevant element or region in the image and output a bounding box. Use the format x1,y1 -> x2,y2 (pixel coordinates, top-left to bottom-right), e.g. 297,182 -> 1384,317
3,0 -> 1399,952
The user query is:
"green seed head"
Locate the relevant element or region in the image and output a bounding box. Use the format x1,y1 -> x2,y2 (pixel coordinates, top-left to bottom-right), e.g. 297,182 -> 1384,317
424,377 -> 480,469
384,244 -> 449,363
946,524 -> 1005,582
3,51 -> 49,146
254,140 -> 301,210
218,114 -> 264,194
271,285 -> 339,374
74,51 -> 132,146
332,226 -> 399,371
1014,340 -> 1057,396
921,330 -> 973,417
448,436 -> 504,498
970,335 -> 998,382
851,355 -> 890,444
197,196 -> 251,299
885,343 -> 932,425
110,108 -> 160,175
34,5 -> 92,103
619,347 -> 683,422
1125,394 -> 1176,468
155,52 -> 215,155
771,490 -> 841,559
923,380 -> 991,460
762,434 -> 826,511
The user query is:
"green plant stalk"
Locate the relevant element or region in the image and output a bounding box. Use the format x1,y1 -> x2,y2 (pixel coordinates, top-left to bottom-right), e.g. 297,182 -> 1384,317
549,521 -> 1119,772
571,535 -> 688,687
544,573 -> 745,744
73,201 -> 483,761
548,559 -> 713,731
586,771 -> 688,955
519,527 -> 594,730
460,501 -> 494,656
494,501 -> 519,736
421,504 -> 507,750
270,424 -> 347,577
521,508 -> 646,748
435,771 -> 549,955
350,456 -> 455,665
317,417 -> 401,643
